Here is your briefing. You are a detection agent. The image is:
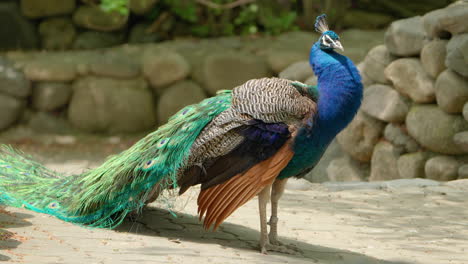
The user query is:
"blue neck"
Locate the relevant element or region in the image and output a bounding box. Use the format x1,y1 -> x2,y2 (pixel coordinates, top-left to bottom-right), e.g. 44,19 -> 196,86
310,43 -> 363,137
279,42 -> 363,179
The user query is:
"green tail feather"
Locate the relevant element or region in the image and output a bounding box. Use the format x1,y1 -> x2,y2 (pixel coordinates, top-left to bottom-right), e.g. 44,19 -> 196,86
0,90 -> 232,228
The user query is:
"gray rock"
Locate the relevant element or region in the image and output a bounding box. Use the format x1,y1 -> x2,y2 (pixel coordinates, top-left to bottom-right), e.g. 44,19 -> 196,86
0,94 -> 25,131
278,61 -> 313,82
89,53 -> 140,79
384,123 -> 420,153
397,152 -> 428,179
361,84 -> 409,122
361,45 -> 396,84
201,51 -> 270,95
129,23 -> 160,44
369,141 -> 402,181
453,131 -> 468,152
90,62 -> 140,79
39,17 -> 76,50
24,60 -> 76,82
32,82 -> 72,111
406,105 -> 468,155
267,31 -> 312,61
266,50 -> 305,74
385,58 -> 435,103
425,156 -> 460,181
0,2 -> 38,51
130,0 -> 158,15
68,77 -> 156,133
446,34 -> 468,78
327,156 -> 365,182
384,16 -> 425,56
73,5 -> 128,32
143,50 -> 190,91
423,2 -> 468,38
458,164 -> 468,179
464,103 -> 468,122
21,0 -> 75,18
304,139 -> 344,183
341,11 -> 393,30
48,50 -> 98,76
337,111 -> 385,162
435,69 -> 468,114
73,31 -> 124,50
157,81 -> 206,124
0,57 -> 31,98
339,29 -> 386,63
28,112 -> 73,134
304,75 -> 318,86
357,62 -> 374,87
421,40 -> 448,79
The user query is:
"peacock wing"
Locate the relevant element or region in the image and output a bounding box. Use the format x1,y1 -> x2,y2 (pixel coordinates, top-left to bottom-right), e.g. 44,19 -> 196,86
178,77 -> 317,229
197,140 -> 294,230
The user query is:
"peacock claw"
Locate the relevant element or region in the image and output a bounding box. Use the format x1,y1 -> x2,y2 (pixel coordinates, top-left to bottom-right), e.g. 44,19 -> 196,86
260,242 -> 301,255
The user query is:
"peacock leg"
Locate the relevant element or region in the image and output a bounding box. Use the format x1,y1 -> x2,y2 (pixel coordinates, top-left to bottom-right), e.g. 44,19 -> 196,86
268,178 -> 301,253
258,183 -> 297,255
268,178 -> 287,245
258,185 -> 271,254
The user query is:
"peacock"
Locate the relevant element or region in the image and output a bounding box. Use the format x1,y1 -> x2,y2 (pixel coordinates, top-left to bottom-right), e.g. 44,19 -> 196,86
0,14 -> 362,254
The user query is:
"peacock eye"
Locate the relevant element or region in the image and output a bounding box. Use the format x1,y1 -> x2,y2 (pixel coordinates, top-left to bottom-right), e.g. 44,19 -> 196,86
143,160 -> 154,169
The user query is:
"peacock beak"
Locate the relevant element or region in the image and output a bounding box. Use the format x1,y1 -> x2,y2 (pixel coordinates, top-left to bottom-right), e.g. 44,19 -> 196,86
333,40 -> 344,52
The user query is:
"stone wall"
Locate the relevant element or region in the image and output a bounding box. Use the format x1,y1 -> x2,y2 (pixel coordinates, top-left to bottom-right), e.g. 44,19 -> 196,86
0,0 -> 454,52
1,2 -> 466,182
320,1 -> 468,182
1,0 -> 145,51
0,20 -> 388,136
0,31 -> 320,134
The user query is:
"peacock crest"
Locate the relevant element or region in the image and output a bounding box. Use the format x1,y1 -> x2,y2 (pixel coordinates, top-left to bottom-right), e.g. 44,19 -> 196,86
314,14 -> 329,34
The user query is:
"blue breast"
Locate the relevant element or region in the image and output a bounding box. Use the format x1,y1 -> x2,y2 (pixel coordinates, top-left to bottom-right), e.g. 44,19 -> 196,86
278,43 -> 363,179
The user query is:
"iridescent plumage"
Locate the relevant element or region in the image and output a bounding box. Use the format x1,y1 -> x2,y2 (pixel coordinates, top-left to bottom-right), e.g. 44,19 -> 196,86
0,91 -> 232,228
0,14 -> 362,255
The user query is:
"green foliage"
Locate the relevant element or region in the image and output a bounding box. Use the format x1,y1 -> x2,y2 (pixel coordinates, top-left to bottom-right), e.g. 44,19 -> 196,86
234,4 -> 259,35
163,0 -> 198,23
99,0 -> 299,38
100,0 -> 129,15
259,8 -> 298,35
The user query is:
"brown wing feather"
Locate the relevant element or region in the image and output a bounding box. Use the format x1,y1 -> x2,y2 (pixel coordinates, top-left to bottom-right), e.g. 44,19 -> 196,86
197,141 -> 295,230
197,178 -> 233,220
202,175 -> 251,227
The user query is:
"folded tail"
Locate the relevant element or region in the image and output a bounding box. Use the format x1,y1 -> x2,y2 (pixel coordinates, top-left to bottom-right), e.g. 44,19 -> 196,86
0,145 -> 162,228
0,91 -> 233,228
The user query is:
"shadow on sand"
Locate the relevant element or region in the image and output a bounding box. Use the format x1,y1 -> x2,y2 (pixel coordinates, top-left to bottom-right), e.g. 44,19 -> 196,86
117,207 -> 413,264
0,208 -> 34,261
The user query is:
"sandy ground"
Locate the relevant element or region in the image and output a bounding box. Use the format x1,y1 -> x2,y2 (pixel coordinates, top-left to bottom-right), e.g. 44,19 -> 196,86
1,136 -> 468,264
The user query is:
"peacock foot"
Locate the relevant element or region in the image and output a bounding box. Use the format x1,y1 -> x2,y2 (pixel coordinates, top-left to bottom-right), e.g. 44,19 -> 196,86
268,228 -> 302,253
260,241 -> 301,255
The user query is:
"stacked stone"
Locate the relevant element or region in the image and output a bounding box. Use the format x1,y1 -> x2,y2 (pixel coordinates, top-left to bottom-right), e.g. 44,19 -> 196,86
0,31 -> 315,134
0,0 -> 158,51
333,1 -> 468,182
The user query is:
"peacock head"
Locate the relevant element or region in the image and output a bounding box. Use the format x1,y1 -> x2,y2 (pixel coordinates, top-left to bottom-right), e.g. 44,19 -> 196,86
315,14 -> 343,52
